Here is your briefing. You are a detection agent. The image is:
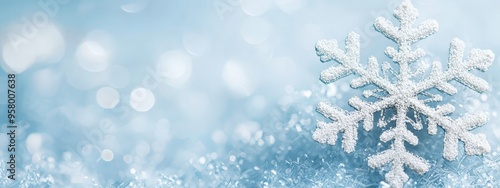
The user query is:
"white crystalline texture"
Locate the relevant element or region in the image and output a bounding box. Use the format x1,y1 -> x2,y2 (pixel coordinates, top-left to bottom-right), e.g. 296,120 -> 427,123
312,0 -> 494,187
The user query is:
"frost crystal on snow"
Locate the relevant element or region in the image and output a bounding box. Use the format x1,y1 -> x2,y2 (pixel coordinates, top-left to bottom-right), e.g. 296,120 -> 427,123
312,1 -> 495,187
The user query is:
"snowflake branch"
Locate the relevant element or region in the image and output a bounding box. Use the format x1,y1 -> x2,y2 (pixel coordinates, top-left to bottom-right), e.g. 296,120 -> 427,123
315,32 -> 397,94
374,0 -> 438,47
368,104 -> 430,188
373,0 -> 438,86
368,149 -> 429,187
409,98 -> 491,160
413,38 -> 495,95
313,95 -> 398,152
374,18 -> 438,47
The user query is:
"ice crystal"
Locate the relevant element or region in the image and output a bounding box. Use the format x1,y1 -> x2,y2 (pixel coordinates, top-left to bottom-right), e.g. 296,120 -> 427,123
312,0 -> 495,187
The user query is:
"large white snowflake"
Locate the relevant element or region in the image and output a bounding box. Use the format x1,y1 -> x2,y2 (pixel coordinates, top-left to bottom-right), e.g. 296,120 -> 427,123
312,1 -> 495,187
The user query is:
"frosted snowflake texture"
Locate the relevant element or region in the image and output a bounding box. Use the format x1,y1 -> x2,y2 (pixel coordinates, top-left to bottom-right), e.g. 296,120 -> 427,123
312,0 -> 495,187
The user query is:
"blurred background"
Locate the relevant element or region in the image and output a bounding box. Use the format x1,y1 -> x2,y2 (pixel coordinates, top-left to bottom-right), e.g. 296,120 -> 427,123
0,0 -> 499,187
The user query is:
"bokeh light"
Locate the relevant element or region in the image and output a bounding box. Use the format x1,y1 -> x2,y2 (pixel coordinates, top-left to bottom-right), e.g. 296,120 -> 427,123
1,24 -> 65,73
96,86 -> 120,109
130,87 -> 155,112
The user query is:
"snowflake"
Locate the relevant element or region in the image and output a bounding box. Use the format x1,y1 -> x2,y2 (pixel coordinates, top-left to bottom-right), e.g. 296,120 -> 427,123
312,1 -> 495,187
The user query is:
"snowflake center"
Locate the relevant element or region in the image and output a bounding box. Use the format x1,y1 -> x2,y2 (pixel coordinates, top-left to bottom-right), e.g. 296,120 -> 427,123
394,80 -> 414,99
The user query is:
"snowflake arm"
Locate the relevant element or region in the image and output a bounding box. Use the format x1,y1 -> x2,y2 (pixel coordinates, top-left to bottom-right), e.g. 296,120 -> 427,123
367,102 -> 430,188
414,38 -> 495,95
315,32 -> 397,94
373,0 -> 438,65
313,95 -> 398,152
409,98 -> 491,160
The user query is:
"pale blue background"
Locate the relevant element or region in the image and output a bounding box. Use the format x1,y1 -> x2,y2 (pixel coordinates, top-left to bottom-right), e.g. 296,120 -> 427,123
0,0 -> 499,187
